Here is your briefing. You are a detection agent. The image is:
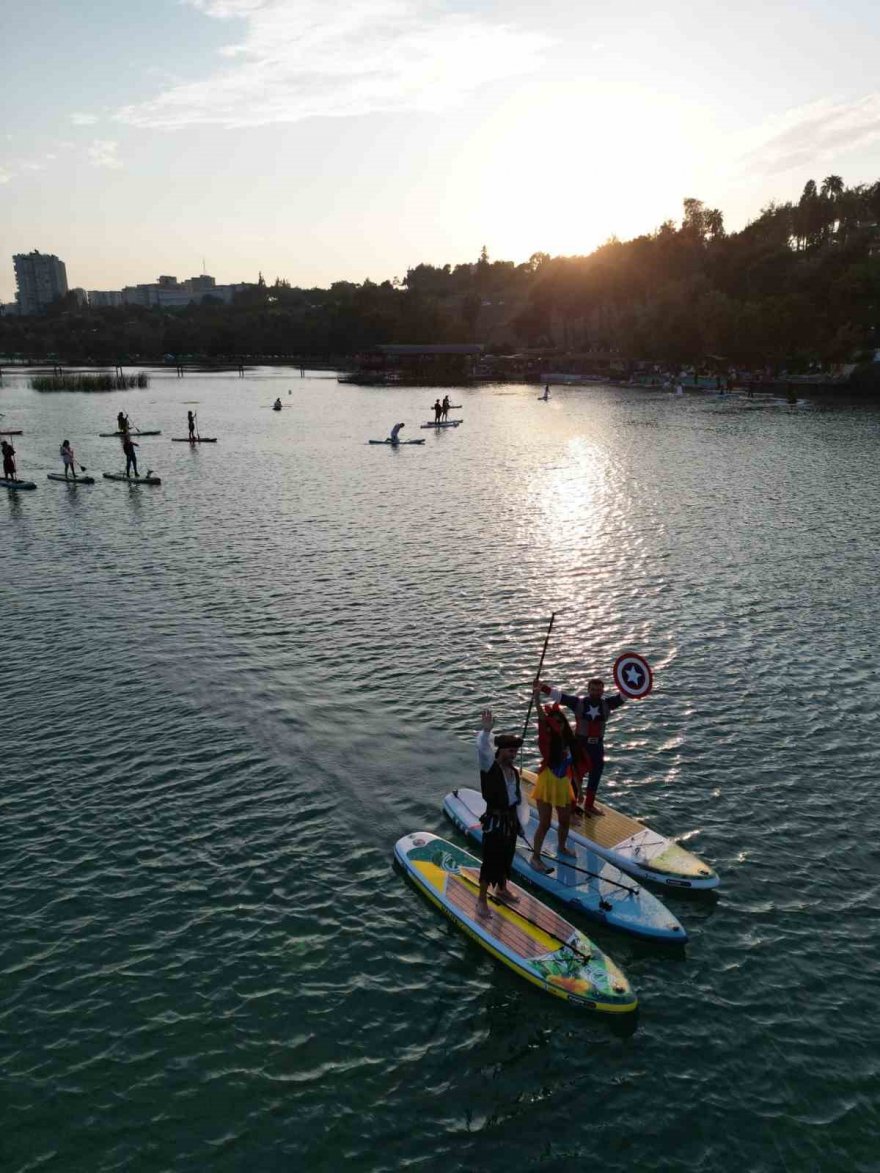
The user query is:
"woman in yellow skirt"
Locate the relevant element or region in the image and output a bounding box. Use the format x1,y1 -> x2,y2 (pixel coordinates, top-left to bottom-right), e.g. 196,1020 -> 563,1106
528,691 -> 586,873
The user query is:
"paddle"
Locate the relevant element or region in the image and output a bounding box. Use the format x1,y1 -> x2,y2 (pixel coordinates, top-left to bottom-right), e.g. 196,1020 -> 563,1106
518,611 -> 556,775
453,790 -> 637,897
459,871 -> 603,971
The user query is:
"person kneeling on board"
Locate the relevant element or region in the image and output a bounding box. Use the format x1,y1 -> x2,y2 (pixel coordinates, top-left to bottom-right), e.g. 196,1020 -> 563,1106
537,676 -> 625,815
1,439 -> 18,481
528,689 -> 588,872
476,710 -> 523,917
122,434 -> 139,479
389,422 -> 405,446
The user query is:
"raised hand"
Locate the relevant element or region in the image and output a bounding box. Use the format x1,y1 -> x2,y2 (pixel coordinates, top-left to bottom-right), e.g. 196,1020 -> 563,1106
480,709 -> 494,732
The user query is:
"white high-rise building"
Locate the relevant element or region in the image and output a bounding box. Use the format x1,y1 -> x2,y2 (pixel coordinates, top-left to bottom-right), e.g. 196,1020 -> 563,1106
13,250 -> 69,315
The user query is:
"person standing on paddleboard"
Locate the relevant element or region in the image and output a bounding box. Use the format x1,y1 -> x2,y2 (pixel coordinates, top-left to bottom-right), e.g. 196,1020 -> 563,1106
441,395 -> 450,421
122,434 -> 139,479
433,398 -> 442,423
117,411 -> 129,435
1,439 -> 17,481
528,690 -> 587,872
60,439 -> 77,481
187,411 -> 196,442
537,677 -> 625,816
389,422 -> 405,446
476,710 -> 523,917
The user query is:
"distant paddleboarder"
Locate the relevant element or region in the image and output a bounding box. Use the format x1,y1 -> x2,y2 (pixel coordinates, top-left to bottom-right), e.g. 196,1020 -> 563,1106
541,386 -> 550,401
273,398 -> 282,411
122,434 -> 139,479
389,422 -> 405,446
117,411 -> 129,434
60,439 -> 78,481
441,395 -> 450,421
187,411 -> 196,442
1,439 -> 17,481
433,399 -> 442,423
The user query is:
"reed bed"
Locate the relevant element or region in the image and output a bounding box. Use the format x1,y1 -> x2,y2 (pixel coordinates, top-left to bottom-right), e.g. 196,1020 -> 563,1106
30,372 -> 150,392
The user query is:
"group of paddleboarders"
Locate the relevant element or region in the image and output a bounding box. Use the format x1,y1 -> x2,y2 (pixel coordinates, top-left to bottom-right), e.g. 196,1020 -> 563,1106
432,396 -> 452,422
475,674 -> 625,914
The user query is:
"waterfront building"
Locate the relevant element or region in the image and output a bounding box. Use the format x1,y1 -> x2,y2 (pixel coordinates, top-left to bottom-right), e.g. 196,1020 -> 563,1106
12,250 -> 69,315
120,274 -> 256,308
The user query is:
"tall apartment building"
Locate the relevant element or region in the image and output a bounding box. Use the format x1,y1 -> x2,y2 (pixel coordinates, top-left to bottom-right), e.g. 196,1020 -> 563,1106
13,250 -> 69,315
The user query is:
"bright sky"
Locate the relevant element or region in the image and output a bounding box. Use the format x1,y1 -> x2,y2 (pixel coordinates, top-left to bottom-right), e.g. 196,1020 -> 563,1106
2,0 -> 880,300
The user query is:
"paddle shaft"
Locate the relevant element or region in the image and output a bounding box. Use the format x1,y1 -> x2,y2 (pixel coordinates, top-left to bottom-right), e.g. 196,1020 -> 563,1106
457,792 -> 637,894
464,875 -> 597,969
519,612 -> 556,765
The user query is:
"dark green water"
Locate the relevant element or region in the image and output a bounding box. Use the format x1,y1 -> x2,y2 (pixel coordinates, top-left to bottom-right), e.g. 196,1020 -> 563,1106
1,372 -> 878,1171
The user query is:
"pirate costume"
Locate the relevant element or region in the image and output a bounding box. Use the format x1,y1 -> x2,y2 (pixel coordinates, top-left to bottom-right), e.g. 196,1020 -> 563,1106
475,729 -> 522,888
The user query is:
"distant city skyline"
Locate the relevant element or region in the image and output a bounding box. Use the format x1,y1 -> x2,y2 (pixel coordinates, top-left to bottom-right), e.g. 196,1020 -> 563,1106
3,0 -> 880,302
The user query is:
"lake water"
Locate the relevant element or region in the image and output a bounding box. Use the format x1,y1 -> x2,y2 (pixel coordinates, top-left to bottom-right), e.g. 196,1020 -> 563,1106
1,369 -> 878,1172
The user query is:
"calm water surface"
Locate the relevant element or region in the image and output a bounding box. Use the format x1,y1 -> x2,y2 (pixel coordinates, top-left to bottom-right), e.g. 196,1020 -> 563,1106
1,370 -> 878,1171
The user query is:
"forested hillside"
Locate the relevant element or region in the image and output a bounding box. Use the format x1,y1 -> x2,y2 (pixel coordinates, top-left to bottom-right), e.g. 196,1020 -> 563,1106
3,177 -> 879,380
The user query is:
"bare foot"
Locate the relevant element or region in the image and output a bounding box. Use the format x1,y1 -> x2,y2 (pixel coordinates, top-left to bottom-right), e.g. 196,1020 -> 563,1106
557,845 -> 576,858
476,901 -> 491,919
498,888 -> 520,904
529,857 -> 553,874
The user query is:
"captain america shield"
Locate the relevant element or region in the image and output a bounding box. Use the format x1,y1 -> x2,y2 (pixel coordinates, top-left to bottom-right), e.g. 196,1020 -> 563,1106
613,652 -> 653,699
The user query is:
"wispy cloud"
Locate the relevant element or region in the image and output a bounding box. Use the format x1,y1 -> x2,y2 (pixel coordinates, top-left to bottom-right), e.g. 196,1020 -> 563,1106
115,0 -> 550,129
70,112 -> 99,126
743,93 -> 880,175
87,140 -> 123,169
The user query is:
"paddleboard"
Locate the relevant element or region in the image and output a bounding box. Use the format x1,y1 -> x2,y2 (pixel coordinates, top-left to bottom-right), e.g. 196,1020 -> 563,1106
368,439 -> 426,445
420,420 -> 463,429
102,472 -> 162,485
99,430 -> 161,437
444,789 -> 686,942
47,473 -> 95,485
522,768 -> 718,890
0,478 -> 36,490
0,430 -> 23,436
171,437 -> 218,442
394,831 -> 637,1013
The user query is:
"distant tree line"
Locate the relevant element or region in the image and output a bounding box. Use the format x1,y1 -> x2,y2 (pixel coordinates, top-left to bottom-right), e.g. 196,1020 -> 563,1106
2,177 -> 880,387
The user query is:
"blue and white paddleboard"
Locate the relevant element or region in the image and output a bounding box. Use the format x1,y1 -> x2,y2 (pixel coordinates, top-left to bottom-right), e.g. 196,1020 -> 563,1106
444,788 -> 687,943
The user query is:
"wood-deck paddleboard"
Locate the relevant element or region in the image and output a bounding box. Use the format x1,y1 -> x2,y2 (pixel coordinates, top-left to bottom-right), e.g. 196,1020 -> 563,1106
0,478 -> 36,490
444,789 -> 686,942
47,473 -> 95,485
522,769 -> 719,890
102,472 -> 162,485
394,831 -> 637,1013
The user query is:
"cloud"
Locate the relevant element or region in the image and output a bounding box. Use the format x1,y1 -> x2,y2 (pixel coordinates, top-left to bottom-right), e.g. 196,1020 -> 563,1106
87,140 -> 123,169
743,93 -> 880,175
70,112 -> 99,126
115,0 -> 550,129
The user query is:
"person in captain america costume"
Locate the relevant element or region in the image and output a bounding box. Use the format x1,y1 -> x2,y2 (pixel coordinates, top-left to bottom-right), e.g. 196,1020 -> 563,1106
536,676 -> 625,816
